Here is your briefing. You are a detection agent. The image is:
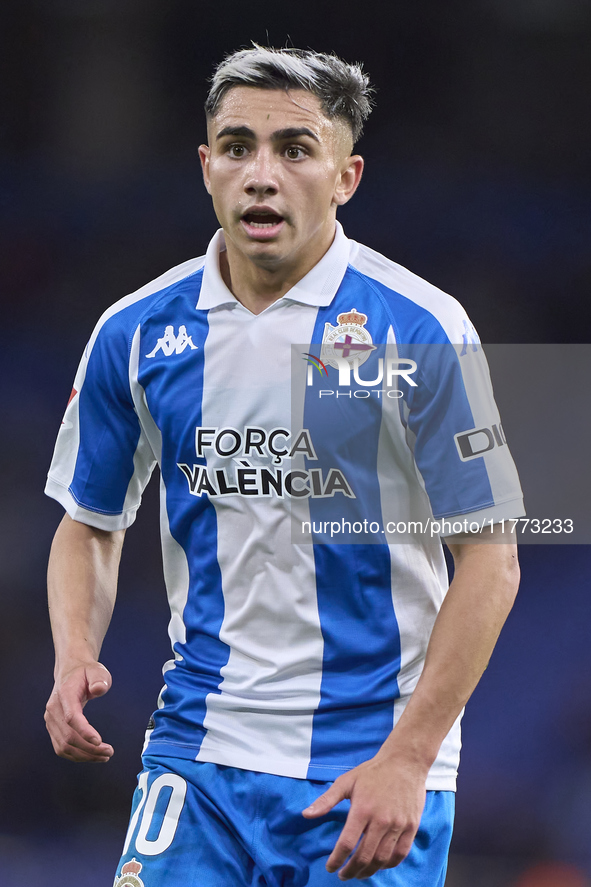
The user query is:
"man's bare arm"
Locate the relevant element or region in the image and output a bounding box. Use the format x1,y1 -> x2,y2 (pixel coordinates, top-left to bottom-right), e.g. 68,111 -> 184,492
44,513 -> 125,763
303,525 -> 520,881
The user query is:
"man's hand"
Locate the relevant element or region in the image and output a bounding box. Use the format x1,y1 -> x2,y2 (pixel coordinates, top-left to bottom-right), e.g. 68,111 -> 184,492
302,754 -> 427,881
46,516 -> 124,762
44,661 -> 114,763
302,528 -> 519,881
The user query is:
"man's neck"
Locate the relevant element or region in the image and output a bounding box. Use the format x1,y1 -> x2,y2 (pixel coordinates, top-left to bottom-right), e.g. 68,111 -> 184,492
219,226 -> 336,316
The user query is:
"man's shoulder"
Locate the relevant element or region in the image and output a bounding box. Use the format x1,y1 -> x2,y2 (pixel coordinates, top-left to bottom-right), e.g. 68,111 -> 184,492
89,254 -> 207,347
347,240 -> 471,340
349,241 -> 466,315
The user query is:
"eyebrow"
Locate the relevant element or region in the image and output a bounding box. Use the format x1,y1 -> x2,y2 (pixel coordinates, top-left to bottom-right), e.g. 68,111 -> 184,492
216,125 -> 255,141
272,127 -> 320,143
215,125 -> 320,143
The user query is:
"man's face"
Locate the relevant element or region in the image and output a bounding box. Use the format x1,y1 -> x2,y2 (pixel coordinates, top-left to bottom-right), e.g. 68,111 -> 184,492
199,87 -> 363,275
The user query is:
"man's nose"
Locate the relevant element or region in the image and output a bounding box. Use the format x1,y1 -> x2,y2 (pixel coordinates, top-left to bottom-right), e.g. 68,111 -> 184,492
243,148 -> 279,196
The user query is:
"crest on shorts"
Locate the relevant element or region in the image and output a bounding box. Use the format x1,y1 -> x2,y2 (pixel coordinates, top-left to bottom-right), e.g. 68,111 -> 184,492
321,308 -> 375,370
114,859 -> 145,887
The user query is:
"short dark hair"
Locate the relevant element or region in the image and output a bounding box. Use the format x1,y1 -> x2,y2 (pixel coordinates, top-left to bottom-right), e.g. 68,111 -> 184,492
205,45 -> 374,143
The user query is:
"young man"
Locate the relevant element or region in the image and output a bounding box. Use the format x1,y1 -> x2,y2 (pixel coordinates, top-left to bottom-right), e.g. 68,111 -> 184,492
44,47 -> 523,885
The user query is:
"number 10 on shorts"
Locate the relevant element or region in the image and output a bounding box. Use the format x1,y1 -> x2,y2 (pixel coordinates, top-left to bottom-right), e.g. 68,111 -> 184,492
123,771 -> 187,856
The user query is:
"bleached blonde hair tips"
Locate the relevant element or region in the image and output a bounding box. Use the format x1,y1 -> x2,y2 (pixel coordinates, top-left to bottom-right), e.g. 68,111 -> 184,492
205,45 -> 374,143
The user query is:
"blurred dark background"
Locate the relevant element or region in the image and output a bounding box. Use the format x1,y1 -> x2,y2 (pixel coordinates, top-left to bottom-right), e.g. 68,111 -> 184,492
1,0 -> 590,884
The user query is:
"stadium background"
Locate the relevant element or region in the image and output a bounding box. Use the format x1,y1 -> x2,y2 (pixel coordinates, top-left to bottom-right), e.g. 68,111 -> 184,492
1,0 -> 590,883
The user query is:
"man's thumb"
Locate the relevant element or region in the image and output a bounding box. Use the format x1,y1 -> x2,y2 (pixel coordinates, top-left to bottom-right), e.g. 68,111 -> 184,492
86,663 -> 112,698
302,780 -> 348,818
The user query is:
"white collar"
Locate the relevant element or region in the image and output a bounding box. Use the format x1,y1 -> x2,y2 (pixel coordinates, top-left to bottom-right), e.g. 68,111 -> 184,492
196,221 -> 350,310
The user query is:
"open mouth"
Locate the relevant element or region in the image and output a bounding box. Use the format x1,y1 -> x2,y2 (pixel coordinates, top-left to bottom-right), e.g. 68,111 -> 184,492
241,211 -> 284,229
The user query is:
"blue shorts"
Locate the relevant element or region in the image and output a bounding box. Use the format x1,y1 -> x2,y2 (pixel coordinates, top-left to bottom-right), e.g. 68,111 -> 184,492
114,756 -> 454,886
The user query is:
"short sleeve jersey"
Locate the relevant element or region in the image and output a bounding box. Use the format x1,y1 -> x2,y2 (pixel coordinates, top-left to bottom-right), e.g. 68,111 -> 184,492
46,223 -> 524,790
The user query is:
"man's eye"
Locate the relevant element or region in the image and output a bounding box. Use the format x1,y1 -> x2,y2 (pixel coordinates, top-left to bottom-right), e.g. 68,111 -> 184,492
229,145 -> 247,158
285,146 -> 305,160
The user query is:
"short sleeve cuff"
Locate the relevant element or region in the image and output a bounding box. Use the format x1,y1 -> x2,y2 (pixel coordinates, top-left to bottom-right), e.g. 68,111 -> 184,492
44,476 -> 139,531
435,497 -> 525,529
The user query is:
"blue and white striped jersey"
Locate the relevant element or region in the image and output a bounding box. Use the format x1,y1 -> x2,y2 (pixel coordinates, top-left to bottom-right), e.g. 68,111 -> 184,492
45,223 -> 524,789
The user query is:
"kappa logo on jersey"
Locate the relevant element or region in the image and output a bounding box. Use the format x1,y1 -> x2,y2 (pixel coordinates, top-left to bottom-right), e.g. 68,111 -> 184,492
114,858 -> 145,887
146,325 -> 198,358
460,319 -> 479,356
321,308 -> 375,370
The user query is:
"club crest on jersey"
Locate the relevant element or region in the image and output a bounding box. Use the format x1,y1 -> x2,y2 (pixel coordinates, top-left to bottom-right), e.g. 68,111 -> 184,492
114,858 -> 145,887
321,308 -> 375,370
146,325 -> 198,358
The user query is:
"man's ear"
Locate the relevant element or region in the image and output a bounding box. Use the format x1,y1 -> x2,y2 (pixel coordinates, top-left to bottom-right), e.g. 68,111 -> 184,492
333,155 -> 364,207
199,144 -> 211,194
